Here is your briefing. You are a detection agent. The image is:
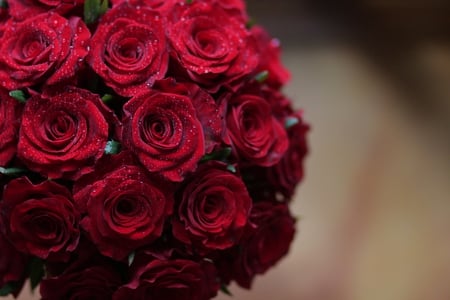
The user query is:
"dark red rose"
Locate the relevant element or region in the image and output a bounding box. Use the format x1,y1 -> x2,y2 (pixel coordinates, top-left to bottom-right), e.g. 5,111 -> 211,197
0,13 -> 90,90
7,0 -> 84,20
251,26 -> 291,89
73,152 -> 174,260
40,263 -> 122,300
171,163 -> 251,252
17,87 -> 116,180
122,84 -> 207,182
0,177 -> 80,260
0,231 -> 29,297
0,89 -> 23,166
167,1 -> 258,92
87,3 -> 169,97
267,113 -> 309,200
222,88 -> 289,167
219,201 -> 296,289
113,255 -> 219,300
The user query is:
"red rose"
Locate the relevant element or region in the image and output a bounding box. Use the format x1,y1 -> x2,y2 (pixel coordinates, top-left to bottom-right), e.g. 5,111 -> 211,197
167,2 -> 258,92
7,0 -> 84,20
0,13 -> 90,90
113,255 -> 219,300
0,231 -> 29,296
0,8 -> 9,38
87,3 -> 169,97
171,163 -> 252,252
267,113 -> 309,200
73,153 -> 174,260
251,26 -> 291,89
0,177 -> 80,260
40,263 -> 122,300
222,87 -> 289,166
220,201 -> 296,288
152,79 -> 223,153
111,0 -> 179,16
122,81 -> 212,182
0,89 -> 23,166
17,87 -> 116,180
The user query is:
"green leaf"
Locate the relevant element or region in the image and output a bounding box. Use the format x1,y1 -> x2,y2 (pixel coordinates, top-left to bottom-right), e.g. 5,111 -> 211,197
0,167 -> 27,176
220,284 -> 233,296
28,258 -> 45,291
254,70 -> 269,83
84,0 -> 109,24
246,18 -> 256,29
104,140 -> 121,155
284,116 -> 299,129
101,93 -> 114,103
226,165 -> 236,173
9,90 -> 28,103
200,147 -> 232,163
186,0 -> 193,4
0,283 -> 17,296
128,252 -> 136,266
0,0 -> 8,9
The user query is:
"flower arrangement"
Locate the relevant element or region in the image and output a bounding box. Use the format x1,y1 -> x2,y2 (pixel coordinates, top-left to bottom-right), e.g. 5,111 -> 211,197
0,0 -> 308,299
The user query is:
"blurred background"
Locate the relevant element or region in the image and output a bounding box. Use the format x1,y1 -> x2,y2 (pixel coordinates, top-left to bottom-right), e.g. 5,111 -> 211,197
7,1 -> 450,299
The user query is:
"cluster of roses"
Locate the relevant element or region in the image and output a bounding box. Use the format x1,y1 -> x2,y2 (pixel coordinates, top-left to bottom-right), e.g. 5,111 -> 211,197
0,0 -> 308,299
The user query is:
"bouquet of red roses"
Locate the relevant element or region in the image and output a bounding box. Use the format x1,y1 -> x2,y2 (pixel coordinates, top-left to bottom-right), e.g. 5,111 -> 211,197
0,0 -> 308,298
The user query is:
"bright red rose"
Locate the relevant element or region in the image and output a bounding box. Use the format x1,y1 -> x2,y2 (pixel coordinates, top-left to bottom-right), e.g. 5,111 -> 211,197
87,3 -> 169,97
111,0 -> 179,16
0,231 -> 29,297
171,163 -> 252,252
0,8 -> 9,38
122,82 -> 209,182
7,0 -> 84,20
251,26 -> 291,89
219,201 -> 296,289
222,87 -> 289,167
152,79 -> 223,153
17,87 -> 116,180
40,263 -> 122,300
0,177 -> 80,260
167,1 -> 258,92
0,13 -> 90,90
0,89 -> 23,166
73,152 -> 174,260
113,255 -> 219,300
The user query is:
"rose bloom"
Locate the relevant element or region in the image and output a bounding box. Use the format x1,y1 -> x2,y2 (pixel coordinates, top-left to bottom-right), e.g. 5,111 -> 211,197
167,1 -> 258,92
17,87 -> 116,180
7,0 -> 84,20
222,86 -> 289,167
73,152 -> 174,260
40,263 -> 122,300
0,13 -> 90,90
267,112 -> 309,200
0,177 -> 80,260
217,201 -> 296,288
113,253 -> 219,300
251,26 -> 291,89
171,163 -> 252,253
122,80 -> 222,182
88,2 -> 169,97
0,89 -> 23,166
0,231 -> 29,297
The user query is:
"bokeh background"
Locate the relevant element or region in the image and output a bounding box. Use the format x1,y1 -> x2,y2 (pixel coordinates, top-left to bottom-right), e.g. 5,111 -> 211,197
7,0 -> 450,299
